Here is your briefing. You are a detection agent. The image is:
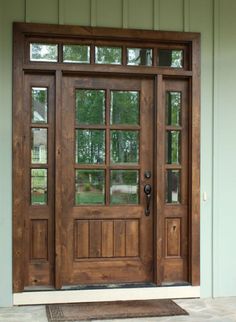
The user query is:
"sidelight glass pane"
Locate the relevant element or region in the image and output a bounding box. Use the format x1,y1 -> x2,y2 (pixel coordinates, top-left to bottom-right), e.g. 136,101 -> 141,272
32,87 -> 48,123
166,131 -> 180,164
63,45 -> 90,63
110,91 -> 139,125
159,49 -> 183,68
31,169 -> 47,205
31,128 -> 47,164
95,46 -> 122,65
127,48 -> 152,66
166,91 -> 181,126
166,170 -> 180,203
75,170 -> 105,205
110,170 -> 139,205
75,130 -> 105,164
30,43 -> 58,62
110,131 -> 139,164
76,89 -> 105,125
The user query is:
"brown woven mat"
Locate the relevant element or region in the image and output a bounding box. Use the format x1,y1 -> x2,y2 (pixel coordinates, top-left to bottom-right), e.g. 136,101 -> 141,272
46,299 -> 188,321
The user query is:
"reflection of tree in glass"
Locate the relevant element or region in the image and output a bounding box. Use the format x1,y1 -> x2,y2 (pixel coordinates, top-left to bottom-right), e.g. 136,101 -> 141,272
111,131 -> 139,163
171,50 -> 183,68
166,92 -> 181,126
95,47 -> 122,64
31,44 -> 57,61
32,88 -> 47,123
63,45 -> 90,63
111,91 -> 139,124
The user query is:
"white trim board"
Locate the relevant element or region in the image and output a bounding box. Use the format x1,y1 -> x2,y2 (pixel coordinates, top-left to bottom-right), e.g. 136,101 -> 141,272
14,286 -> 200,305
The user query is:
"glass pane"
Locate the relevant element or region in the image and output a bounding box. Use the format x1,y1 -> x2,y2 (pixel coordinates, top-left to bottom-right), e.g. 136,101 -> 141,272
166,131 -> 180,164
31,169 -> 47,205
76,89 -> 105,125
75,130 -> 105,164
110,131 -> 139,164
127,48 -> 152,66
32,87 -> 48,123
111,91 -> 139,125
159,49 -> 183,68
95,46 -> 122,65
30,43 -> 58,62
75,170 -> 105,205
63,45 -> 90,63
166,92 -> 181,126
110,170 -> 139,205
166,170 -> 180,203
31,128 -> 47,164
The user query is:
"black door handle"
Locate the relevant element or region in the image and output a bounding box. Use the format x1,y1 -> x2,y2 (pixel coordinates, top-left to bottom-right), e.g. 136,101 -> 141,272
144,184 -> 152,216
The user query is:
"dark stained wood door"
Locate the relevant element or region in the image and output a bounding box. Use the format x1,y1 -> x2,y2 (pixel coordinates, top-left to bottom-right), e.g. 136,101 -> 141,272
60,76 -> 154,285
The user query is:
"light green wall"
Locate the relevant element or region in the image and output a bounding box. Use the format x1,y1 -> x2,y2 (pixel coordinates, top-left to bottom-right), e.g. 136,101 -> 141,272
0,0 -> 235,306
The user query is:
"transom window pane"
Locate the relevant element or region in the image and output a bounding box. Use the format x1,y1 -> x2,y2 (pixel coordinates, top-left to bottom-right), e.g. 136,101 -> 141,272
31,169 -> 47,205
75,170 -> 105,205
32,87 -> 48,123
63,45 -> 90,63
75,130 -> 105,164
166,91 -> 181,126
159,49 -> 183,68
95,46 -> 122,65
31,128 -> 47,164
110,91 -> 139,125
166,170 -> 180,203
110,170 -> 139,205
30,43 -> 58,62
166,131 -> 180,164
76,89 -> 105,125
127,48 -> 152,66
110,130 -> 139,164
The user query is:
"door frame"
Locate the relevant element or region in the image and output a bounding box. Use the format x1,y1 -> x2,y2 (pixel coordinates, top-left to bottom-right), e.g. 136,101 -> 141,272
13,22 -> 200,293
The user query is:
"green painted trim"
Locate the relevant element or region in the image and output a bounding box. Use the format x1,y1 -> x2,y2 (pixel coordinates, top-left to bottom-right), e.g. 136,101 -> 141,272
153,0 -> 160,30
122,0 -> 128,28
58,0 -> 65,24
184,0 -> 190,31
91,0 -> 97,27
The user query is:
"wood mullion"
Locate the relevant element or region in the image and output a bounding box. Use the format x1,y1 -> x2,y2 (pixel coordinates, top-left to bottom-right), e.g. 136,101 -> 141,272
75,164 -> 106,169
105,89 -> 110,206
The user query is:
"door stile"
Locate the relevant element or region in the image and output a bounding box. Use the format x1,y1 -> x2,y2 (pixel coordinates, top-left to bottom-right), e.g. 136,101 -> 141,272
55,70 -> 63,289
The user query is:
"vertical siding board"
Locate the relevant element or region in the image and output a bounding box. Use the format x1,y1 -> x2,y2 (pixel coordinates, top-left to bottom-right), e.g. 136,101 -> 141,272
91,0 -> 97,27
96,0 -> 122,28
25,0 -> 58,24
58,0 -> 65,25
64,0 -> 90,26
159,0 -> 184,31
153,0 -> 160,30
122,0 -> 129,28
183,0 -> 190,32
128,0 -> 153,30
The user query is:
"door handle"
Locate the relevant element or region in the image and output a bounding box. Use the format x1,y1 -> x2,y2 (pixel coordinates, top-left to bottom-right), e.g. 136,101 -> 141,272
144,184 -> 152,216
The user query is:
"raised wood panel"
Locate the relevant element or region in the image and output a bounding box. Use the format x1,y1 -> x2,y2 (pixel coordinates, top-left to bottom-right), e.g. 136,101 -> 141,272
128,0 -> 154,29
25,0 -> 58,23
64,0 -> 91,26
96,0 -> 123,28
30,220 -> 48,260
159,0 -> 184,31
165,218 -> 181,257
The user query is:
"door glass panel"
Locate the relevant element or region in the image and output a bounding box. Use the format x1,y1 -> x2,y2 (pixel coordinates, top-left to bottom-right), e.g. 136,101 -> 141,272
75,130 -> 105,164
32,87 -> 48,123
63,45 -> 90,63
166,170 -> 180,203
75,170 -> 105,205
110,131 -> 139,164
127,48 -> 152,66
31,169 -> 47,205
110,170 -> 139,204
30,43 -> 58,62
31,128 -> 47,164
76,89 -> 105,125
159,49 -> 183,68
95,46 -> 122,65
166,92 -> 181,126
166,131 -> 180,164
110,91 -> 139,125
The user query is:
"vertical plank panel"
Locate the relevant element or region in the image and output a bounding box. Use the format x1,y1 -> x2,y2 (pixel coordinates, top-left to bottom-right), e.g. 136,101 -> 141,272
114,220 -> 126,257
102,221 -> 114,257
126,220 -> 139,257
128,0 -> 153,29
25,0 -> 58,23
75,220 -> 89,258
89,220 -> 102,257
97,0 -> 123,28
159,0 -> 184,31
31,220 -> 48,260
64,0 -> 90,26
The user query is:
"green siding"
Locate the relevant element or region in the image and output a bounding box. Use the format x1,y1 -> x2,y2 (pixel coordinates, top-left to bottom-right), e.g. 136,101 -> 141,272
1,0 -> 236,306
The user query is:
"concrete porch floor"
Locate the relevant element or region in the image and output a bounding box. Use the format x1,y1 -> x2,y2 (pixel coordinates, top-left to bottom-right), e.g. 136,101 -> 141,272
0,298 -> 236,322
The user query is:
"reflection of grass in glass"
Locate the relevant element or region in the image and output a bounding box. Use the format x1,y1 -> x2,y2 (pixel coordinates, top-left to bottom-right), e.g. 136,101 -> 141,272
31,194 -> 47,204
76,192 -> 104,205
111,193 -> 138,205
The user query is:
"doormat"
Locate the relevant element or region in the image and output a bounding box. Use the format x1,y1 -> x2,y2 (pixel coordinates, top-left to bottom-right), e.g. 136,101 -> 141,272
46,299 -> 188,321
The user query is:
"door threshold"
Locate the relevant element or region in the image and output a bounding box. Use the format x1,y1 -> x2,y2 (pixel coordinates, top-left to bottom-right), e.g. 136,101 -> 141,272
62,283 -> 157,291
13,285 -> 200,305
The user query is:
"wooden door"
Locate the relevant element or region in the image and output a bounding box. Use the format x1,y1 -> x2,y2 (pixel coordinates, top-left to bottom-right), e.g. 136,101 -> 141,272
60,76 -> 154,285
